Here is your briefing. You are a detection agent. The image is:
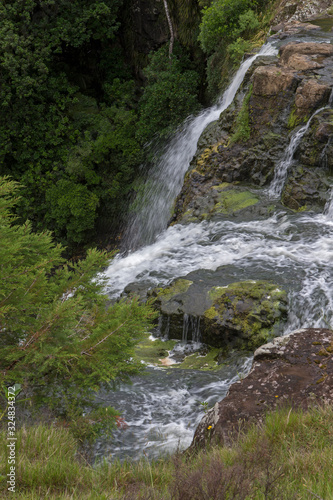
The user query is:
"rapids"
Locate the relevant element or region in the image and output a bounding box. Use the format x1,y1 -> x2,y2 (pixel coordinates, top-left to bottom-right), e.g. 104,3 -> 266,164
98,24 -> 333,462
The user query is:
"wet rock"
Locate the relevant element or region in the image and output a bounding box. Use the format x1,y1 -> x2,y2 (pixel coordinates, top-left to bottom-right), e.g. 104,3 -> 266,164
315,121 -> 333,142
171,37 -> 333,224
203,281 -> 288,349
191,328 -> 333,448
282,165 -> 331,210
296,108 -> 333,168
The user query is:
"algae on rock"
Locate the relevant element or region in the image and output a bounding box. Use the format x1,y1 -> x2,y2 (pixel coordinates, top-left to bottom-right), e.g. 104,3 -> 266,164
203,281 -> 288,350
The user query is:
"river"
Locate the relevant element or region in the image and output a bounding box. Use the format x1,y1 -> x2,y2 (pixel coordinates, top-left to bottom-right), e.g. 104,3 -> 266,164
95,22 -> 333,462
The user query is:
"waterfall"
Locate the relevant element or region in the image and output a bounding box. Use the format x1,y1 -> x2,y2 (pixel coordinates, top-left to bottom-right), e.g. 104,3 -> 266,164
181,314 -> 201,343
123,42 -> 278,250
269,88 -> 333,198
268,106 -> 328,198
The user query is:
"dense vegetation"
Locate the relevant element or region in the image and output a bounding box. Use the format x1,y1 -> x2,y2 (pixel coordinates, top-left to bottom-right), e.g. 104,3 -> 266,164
0,177 -> 156,440
0,0 -> 203,251
1,404 -> 332,498
0,0 -> 275,251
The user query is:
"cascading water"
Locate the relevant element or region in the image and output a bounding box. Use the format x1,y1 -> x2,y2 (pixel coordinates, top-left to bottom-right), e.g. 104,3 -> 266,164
123,43 -> 278,250
100,26 -> 333,463
268,103 -> 330,198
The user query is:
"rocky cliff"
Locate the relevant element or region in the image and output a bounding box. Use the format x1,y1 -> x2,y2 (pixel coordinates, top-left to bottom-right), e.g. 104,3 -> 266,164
171,30 -> 333,225
192,327 -> 333,448
182,13 -> 333,450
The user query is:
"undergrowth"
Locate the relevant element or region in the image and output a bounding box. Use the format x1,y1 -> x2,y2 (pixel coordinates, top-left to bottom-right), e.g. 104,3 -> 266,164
1,404 -> 333,498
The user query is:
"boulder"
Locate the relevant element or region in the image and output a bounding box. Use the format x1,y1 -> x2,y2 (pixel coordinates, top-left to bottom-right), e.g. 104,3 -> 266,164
191,328 -> 333,448
203,281 -> 288,349
279,42 -> 333,67
295,79 -> 331,115
151,279 -> 288,351
252,66 -> 298,96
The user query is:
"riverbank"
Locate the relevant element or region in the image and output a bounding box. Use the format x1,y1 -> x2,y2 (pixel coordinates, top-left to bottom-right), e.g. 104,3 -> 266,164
1,404 -> 332,499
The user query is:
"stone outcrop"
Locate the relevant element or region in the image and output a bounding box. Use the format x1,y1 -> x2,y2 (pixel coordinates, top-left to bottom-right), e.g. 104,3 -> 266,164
294,79 -> 331,116
170,35 -> 333,224
151,279 -> 288,351
192,328 -> 333,449
279,42 -> 333,67
272,0 -> 332,24
252,66 -> 298,95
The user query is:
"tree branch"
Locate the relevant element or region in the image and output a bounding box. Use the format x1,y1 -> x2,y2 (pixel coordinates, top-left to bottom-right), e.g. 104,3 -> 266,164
81,320 -> 128,355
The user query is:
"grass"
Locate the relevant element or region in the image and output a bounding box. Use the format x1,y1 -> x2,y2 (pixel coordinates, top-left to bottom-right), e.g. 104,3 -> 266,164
1,404 -> 333,498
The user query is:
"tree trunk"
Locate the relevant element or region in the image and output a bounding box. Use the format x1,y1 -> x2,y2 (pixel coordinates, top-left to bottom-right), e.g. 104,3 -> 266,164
163,0 -> 174,59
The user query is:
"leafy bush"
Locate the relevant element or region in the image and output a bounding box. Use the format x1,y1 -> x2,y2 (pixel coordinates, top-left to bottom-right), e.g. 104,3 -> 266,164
0,177 -> 156,436
227,37 -> 251,63
198,0 -> 252,54
137,44 -> 201,143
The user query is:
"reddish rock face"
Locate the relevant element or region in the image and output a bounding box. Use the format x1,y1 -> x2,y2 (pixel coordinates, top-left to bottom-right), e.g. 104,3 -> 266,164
279,42 -> 333,67
295,79 -> 331,116
252,66 -> 298,96
191,328 -> 333,449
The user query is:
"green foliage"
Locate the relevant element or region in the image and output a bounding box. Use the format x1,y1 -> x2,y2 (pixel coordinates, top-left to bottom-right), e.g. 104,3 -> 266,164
198,0 -> 253,54
0,177 -> 156,434
288,107 -> 303,129
137,44 -> 201,143
227,37 -> 251,63
0,0 -> 139,247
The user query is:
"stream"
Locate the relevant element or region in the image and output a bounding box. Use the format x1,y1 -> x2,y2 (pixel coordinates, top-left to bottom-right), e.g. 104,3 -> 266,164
95,22 -> 333,462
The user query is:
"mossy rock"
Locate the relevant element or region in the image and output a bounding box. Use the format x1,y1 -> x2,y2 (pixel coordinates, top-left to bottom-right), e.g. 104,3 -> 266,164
211,187 -> 259,215
152,279 -> 193,304
135,336 -> 222,371
174,347 -> 221,371
203,281 -> 288,349
150,277 -> 287,351
135,338 -> 178,367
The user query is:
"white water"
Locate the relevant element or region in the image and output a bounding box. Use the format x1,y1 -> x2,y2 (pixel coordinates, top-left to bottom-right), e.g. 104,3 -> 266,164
268,106 -> 328,197
102,32 -> 333,462
124,43 -> 278,249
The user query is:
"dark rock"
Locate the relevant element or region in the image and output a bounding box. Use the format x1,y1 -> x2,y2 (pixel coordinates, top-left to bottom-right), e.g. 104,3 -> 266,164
191,328 -> 333,449
170,39 -> 333,225
151,279 -> 288,350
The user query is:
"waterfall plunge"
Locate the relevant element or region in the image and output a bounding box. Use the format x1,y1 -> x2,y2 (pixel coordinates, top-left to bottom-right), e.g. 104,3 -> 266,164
123,43 -> 278,251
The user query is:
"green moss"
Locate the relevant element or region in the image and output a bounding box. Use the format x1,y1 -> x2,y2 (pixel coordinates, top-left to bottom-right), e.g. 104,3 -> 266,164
287,108 -> 307,130
229,85 -> 253,144
204,305 -> 219,320
135,337 -> 223,371
135,338 -> 178,366
155,279 -> 193,303
208,286 -> 229,301
204,281 -> 287,350
213,189 -> 259,214
173,348 -> 221,371
212,182 -> 231,191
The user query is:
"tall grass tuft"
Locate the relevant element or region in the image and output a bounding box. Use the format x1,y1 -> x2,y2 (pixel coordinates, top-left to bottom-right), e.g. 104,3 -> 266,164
1,403 -> 333,498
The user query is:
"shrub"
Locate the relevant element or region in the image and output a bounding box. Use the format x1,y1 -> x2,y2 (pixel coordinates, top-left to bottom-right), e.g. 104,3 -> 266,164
198,0 -> 252,54
136,44 -> 201,143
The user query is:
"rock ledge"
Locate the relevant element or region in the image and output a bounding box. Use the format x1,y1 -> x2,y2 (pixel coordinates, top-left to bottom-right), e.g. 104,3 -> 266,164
191,328 -> 333,449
